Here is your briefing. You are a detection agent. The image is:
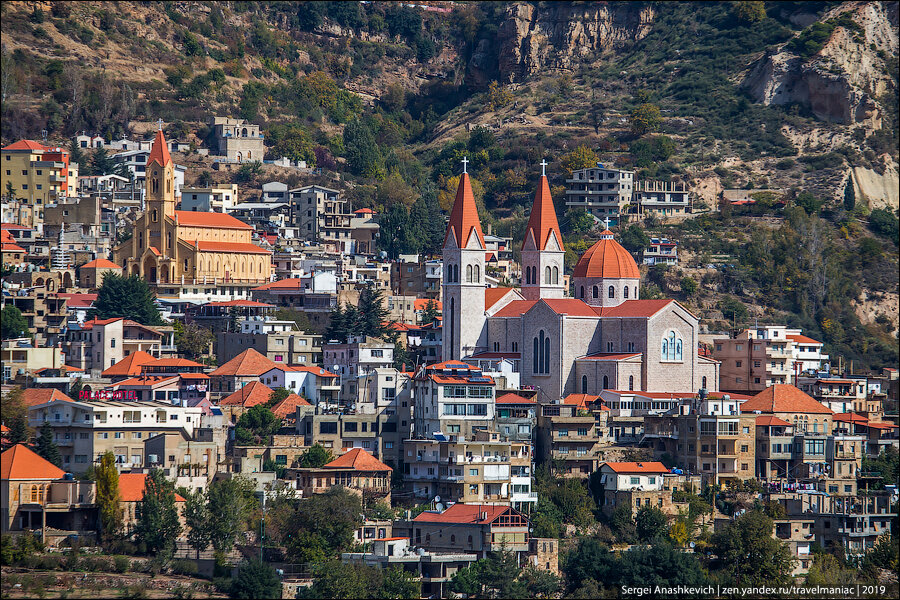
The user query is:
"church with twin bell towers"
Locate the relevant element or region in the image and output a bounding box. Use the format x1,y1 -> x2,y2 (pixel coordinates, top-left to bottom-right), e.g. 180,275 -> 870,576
441,158 -> 719,400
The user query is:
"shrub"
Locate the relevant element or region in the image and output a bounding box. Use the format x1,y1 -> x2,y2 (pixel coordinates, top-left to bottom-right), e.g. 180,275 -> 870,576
113,555 -> 131,573
171,559 -> 199,576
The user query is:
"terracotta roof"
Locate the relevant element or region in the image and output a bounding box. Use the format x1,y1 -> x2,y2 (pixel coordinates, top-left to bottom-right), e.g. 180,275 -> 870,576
210,348 -> 277,377
149,246 -> 161,256
485,287 -> 521,311
1,223 -> 33,230
111,375 -> 179,387
2,243 -> 26,253
1,444 -> 67,480
468,351 -> 521,359
756,415 -> 792,427
3,140 -> 49,151
81,258 -> 121,269
786,334 -> 822,345
833,413 -> 868,424
602,461 -> 669,474
58,293 -> 98,308
280,365 -> 337,377
175,211 -> 254,229
323,448 -> 392,471
492,300 -> 538,318
563,393 -> 602,410
118,473 -> 185,502
21,388 -> 75,407
426,360 -> 479,372
146,358 -> 205,368
253,278 -> 304,291
496,392 -> 536,404
413,298 -> 442,311
34,365 -> 84,374
413,504 -> 517,524
270,393 -> 311,418
102,351 -> 158,378
864,422 -> 898,430
523,174 -> 564,252
147,129 -> 172,167
219,381 -> 274,407
579,352 -> 642,361
444,173 -> 485,249
573,231 -> 640,279
541,298 -> 603,317
596,299 -> 674,318
193,241 -> 271,254
741,384 -> 833,415
1,424 -> 9,433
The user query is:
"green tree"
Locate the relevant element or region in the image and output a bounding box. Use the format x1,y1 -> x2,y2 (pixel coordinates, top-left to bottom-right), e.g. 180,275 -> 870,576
682,276 -> 698,296
733,1 -> 766,23
795,191 -> 824,215
805,551 -> 858,587
90,148 -> 116,176
560,145 -> 600,177
380,565 -> 422,599
711,510 -> 795,586
619,224 -> 651,254
91,273 -> 163,325
635,506 -> 668,542
266,123 -> 316,166
843,175 -> 856,211
869,208 -> 899,243
861,533 -> 898,575
208,477 -> 256,554
36,422 -> 62,467
3,387 -> 29,444
450,546 -> 526,599
486,80 -> 513,110
234,405 -> 281,446
630,103 -> 662,135
183,488 -> 211,559
1,305 -> 29,339
134,469 -> 182,560
298,443 -> 333,468
96,451 -> 123,541
7,416 -> 29,445
298,560 -> 380,599
231,559 -> 282,599
285,488 -> 363,562
173,321 -> 213,359
420,299 -> 440,326
344,118 -> 382,178
356,287 -> 390,339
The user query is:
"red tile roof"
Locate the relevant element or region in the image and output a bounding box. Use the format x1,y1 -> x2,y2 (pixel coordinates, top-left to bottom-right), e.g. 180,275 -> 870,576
147,129 -> 172,167
102,351 -> 158,378
602,461 -> 669,474
81,258 -> 122,269
523,174 -> 564,252
596,299 -> 674,318
21,388 -> 75,407
578,352 -> 642,360
58,293 -> 98,308
1,444 -> 67,480
210,348 -> 277,377
1,223 -> 33,230
492,299 -> 538,318
756,415 -> 792,427
573,230 -> 640,279
786,334 -> 822,345
111,375 -> 179,388
741,384 -> 833,415
323,448 -> 392,471
563,393 -> 602,410
864,422 -> 898,430
193,241 -> 271,254
833,413 -> 868,424
147,358 -> 205,368
118,473 -> 185,502
270,393 -> 311,418
495,392 -> 536,404
413,503 -> 518,525
485,287 -> 521,311
219,381 -> 274,407
413,298 -> 442,311
253,278 -> 305,291
175,211 -> 253,229
540,298 -> 603,317
444,173 -> 485,249
2,140 -> 49,151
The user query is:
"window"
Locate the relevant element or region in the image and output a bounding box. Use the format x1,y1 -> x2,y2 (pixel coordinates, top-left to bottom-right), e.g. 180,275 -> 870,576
608,285 -> 615,299
630,477 -> 640,485
628,375 -> 634,391
532,330 -> 550,374
469,468 -> 479,476
592,285 -> 598,299
661,331 -> 683,361
624,286 -> 629,299
581,375 -> 588,394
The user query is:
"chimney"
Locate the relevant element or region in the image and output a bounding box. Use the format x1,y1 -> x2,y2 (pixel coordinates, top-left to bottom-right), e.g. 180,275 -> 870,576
480,511 -> 487,520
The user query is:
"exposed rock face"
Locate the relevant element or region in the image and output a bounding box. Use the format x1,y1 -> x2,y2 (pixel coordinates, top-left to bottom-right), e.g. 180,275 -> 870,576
471,2 -> 654,85
742,2 -> 898,127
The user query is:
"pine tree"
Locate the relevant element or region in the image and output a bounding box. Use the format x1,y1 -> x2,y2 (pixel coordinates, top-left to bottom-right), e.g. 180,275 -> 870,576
325,304 -> 349,343
135,469 -> 182,560
420,299 -> 440,326
91,273 -> 163,325
356,287 -> 390,339
843,175 -> 856,211
184,488 -> 211,559
96,451 -> 123,540
36,422 -> 62,467
8,416 -> 29,445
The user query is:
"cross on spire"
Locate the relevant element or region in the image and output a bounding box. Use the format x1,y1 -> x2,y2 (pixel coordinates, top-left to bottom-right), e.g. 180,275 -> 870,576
603,216 -> 611,230
461,156 -> 469,174
157,118 -> 163,131
540,159 -> 548,177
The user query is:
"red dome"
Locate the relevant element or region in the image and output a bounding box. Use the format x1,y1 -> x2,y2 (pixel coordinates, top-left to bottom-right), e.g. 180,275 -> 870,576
572,231 -> 640,279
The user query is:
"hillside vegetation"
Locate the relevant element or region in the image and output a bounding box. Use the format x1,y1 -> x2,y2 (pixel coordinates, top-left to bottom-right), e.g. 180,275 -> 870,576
1,0 -> 897,370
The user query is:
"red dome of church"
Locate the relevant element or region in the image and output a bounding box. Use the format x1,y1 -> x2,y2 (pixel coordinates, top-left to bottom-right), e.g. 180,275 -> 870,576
572,229 -> 640,279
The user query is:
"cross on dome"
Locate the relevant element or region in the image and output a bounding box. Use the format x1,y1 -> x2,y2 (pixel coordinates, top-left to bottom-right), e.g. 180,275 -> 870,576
540,159 -> 548,176
602,216 -> 611,230
461,156 -> 469,174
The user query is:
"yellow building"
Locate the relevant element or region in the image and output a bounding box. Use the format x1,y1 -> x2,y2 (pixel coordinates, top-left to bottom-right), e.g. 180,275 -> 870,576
1,140 -> 79,230
112,130 -> 272,301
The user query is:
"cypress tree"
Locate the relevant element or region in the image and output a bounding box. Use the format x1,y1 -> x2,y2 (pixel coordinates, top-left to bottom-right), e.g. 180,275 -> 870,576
96,451 -> 123,540
843,175 -> 856,211
36,422 -> 63,467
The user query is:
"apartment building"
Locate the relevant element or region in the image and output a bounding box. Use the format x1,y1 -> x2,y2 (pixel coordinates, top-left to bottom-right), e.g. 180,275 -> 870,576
289,185 -> 354,252
404,430 -> 536,510
324,336 -> 395,406
2,140 -> 79,231
390,259 -> 442,300
290,448 -> 392,501
797,376 -> 867,414
2,286 -> 69,347
259,365 -> 340,405
217,317 -> 322,365
27,399 -> 203,473
179,185 -> 239,213
494,393 -> 537,445
715,326 -> 829,392
632,180 -> 692,218
413,361 -> 496,440
595,461 -> 682,516
295,410 -> 407,467
185,299 -> 276,334
1,339 -> 66,384
564,164 -> 634,224
535,400 -> 605,478
396,504 -> 531,559
143,431 -> 222,492
642,237 -> 678,266
63,317 -> 166,375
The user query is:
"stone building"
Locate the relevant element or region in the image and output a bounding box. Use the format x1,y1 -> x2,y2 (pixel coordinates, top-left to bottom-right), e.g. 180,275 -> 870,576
209,117 -> 265,162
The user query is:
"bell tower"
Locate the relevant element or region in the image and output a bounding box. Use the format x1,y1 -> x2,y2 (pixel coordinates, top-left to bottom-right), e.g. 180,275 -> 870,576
521,160 -> 565,300
146,125 -> 175,254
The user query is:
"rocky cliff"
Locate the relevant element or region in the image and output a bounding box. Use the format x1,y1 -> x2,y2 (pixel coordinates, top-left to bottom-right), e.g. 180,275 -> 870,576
469,1 -> 654,86
742,2 -> 898,127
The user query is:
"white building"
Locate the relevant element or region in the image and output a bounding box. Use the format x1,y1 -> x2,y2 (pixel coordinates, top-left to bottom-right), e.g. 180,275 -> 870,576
564,163 -> 634,225
259,364 -> 339,405
412,360 -> 496,438
180,185 -> 239,213
642,238 -> 678,266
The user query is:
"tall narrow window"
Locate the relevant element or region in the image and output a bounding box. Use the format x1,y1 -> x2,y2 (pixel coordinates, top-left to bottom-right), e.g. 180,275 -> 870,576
474,264 -> 480,282
608,285 -> 615,299
552,266 -> 558,284
544,335 -> 550,374
629,375 -> 634,391
579,286 -> 585,298
592,286 -> 598,299
533,330 -> 550,374
582,375 -> 588,394
545,266 -> 551,284
702,376 -> 707,389
624,286 -> 629,299
602,375 -> 609,390
466,265 -> 473,283
533,336 -> 539,374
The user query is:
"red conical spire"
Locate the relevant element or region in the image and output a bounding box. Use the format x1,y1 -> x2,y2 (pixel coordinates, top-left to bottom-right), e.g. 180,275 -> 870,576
444,170 -> 485,249
147,128 -> 172,167
523,173 -> 563,252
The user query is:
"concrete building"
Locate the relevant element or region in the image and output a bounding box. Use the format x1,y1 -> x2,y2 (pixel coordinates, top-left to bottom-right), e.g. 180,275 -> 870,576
642,237 -> 678,266
324,337 -> 395,407
209,117 -> 265,162
290,447 -> 392,501
412,361 -> 496,440
536,398 -> 605,478
63,317 -> 166,375
632,180 -> 692,218
179,185 -> 239,213
564,164 -> 634,225
1,339 -> 66,383
596,461 -> 673,516
397,504 -> 531,559
217,319 -> 322,366
289,185 -> 354,252
1,140 -> 79,231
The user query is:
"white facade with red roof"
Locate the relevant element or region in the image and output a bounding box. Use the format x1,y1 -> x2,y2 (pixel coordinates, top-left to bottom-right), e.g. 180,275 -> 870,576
440,162 -> 718,400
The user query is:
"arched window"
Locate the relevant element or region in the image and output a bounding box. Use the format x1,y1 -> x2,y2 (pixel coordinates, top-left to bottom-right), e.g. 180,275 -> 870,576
608,285 -> 615,299
533,330 -> 550,374
467,535 -> 473,546
466,264 -> 473,283
662,331 -> 683,361
579,286 -> 585,298
624,286 -> 629,299
634,286 -> 638,298
533,335 -> 540,374
545,266 -> 551,284
602,375 -> 609,390
702,376 -> 707,389
450,535 -> 456,543
592,286 -> 598,299
474,264 -> 480,282
552,266 -> 558,284
582,375 -> 588,394
629,375 -> 634,391
151,209 -> 158,222
812,420 -> 818,433
544,335 -> 550,374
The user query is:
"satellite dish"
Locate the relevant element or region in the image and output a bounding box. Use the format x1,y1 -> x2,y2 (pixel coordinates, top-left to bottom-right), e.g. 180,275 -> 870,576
434,496 -> 441,503
435,503 -> 445,512
333,364 -> 340,372
689,541 -> 695,548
